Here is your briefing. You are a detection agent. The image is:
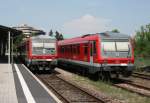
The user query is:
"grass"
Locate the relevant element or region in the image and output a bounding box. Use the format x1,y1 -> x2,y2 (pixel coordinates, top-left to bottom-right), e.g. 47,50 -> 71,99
134,57 -> 150,71
72,75 -> 150,103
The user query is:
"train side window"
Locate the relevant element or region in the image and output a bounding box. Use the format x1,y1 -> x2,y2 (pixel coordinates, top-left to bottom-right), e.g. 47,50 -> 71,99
67,47 -> 69,53
61,46 -> 63,53
75,45 -> 76,54
77,45 -> 80,54
75,45 -> 77,54
65,46 -> 67,53
60,47 -> 62,53
62,46 -> 65,53
73,45 -> 75,54
68,46 -> 70,53
64,46 -> 65,53
84,44 -> 88,55
60,47 -> 61,53
61,46 -> 62,53
70,45 -> 72,54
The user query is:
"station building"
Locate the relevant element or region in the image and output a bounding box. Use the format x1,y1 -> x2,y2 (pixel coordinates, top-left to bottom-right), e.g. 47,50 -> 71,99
13,24 -> 45,37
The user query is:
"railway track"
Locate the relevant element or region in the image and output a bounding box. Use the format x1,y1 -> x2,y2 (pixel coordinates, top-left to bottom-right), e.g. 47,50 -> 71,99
132,72 -> 150,80
37,74 -> 106,103
113,79 -> 150,97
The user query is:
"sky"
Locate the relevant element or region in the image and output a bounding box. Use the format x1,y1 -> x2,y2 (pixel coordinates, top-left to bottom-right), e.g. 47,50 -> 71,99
0,0 -> 150,38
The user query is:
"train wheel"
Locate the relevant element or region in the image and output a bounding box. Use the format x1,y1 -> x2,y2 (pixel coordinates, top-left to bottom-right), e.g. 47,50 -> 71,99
101,72 -> 106,81
49,65 -> 55,73
100,71 -> 111,82
116,73 -> 119,78
122,70 -> 132,77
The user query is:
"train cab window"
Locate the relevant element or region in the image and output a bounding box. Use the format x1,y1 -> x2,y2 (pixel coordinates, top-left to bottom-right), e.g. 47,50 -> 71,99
93,41 -> 96,54
116,42 -> 129,51
90,43 -> 93,56
90,41 -> 96,56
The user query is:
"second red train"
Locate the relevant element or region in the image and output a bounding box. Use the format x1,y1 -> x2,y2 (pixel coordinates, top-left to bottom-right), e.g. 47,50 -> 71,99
57,32 -> 134,80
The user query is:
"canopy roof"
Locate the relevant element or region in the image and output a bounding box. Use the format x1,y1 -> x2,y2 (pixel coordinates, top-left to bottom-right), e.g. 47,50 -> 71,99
0,25 -> 22,37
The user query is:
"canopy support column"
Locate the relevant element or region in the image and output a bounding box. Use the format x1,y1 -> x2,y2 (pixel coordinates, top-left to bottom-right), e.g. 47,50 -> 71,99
8,31 -> 10,64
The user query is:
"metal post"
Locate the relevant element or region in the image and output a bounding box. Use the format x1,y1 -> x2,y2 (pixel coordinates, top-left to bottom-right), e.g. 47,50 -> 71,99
8,31 -> 10,64
11,36 -> 13,64
0,41 -> 2,55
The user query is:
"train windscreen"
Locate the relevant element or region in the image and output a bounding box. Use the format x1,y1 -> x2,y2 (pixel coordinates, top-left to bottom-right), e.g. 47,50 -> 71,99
32,39 -> 56,55
116,42 -> 129,51
101,40 -> 131,58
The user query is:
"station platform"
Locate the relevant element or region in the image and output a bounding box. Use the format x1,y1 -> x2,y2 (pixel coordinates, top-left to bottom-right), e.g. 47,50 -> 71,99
0,63 -> 62,103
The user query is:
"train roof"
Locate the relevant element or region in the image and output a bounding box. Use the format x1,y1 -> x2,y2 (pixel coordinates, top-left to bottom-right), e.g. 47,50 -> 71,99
58,32 -> 130,45
99,32 -> 130,39
31,35 -> 56,39
30,35 -> 56,42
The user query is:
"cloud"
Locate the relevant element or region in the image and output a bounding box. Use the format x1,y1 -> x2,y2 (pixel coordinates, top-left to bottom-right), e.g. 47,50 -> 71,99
62,14 -> 112,37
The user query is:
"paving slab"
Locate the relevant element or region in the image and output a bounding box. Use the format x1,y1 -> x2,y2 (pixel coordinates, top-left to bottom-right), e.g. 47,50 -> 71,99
0,64 -> 18,103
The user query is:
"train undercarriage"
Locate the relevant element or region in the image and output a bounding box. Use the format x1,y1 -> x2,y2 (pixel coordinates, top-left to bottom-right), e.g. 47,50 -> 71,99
90,66 -> 134,81
26,60 -> 56,73
57,59 -> 134,81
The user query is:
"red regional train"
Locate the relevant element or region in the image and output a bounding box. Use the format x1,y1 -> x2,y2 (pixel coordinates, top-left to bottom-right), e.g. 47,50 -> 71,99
18,35 -> 57,72
57,32 -> 134,80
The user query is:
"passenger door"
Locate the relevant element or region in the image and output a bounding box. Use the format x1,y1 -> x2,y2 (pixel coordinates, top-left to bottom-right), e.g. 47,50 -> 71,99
90,41 -> 94,64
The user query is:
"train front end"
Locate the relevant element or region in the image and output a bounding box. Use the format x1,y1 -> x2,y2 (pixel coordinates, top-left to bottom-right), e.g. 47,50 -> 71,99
99,32 -> 134,77
28,36 -> 57,71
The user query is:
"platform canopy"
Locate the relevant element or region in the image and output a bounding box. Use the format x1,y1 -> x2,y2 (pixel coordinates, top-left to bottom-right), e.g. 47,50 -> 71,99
0,25 -> 22,36
0,25 -> 22,63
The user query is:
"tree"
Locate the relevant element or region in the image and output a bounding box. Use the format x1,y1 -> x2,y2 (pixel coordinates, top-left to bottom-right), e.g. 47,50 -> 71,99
55,31 -> 60,40
13,33 -> 25,53
55,31 -> 64,40
134,24 -> 150,56
31,32 -> 37,37
49,30 -> 53,36
112,29 -> 120,33
59,33 -> 64,40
